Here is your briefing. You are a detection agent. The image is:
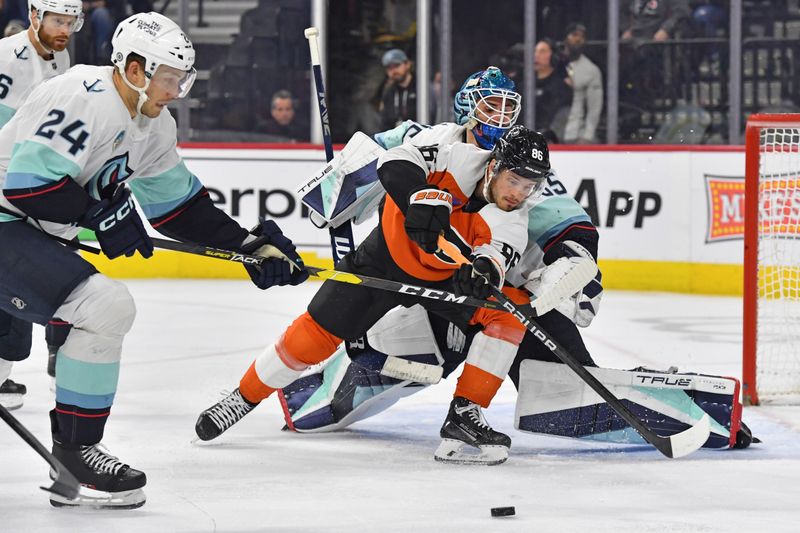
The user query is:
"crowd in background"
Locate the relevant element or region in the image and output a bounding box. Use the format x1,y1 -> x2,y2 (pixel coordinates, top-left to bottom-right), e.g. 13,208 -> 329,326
2,0 -> 792,145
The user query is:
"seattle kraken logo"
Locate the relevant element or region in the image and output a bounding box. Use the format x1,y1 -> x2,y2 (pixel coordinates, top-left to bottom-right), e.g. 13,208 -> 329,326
92,153 -> 134,198
83,79 -> 104,93
14,46 -> 28,60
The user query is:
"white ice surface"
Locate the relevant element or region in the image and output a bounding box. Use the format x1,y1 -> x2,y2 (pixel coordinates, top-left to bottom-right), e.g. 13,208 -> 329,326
1,281 -> 798,532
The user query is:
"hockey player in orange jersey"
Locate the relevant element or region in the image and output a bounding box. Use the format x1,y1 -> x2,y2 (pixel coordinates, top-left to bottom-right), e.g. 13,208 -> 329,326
195,126 -> 552,464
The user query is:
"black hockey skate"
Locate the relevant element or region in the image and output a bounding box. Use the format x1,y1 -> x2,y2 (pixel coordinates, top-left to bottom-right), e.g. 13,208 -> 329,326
0,378 -> 27,410
195,388 -> 257,441
434,396 -> 511,465
50,439 -> 146,509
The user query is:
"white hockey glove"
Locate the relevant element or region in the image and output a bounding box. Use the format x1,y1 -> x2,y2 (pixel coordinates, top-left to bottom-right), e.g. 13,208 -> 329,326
523,240 -> 600,323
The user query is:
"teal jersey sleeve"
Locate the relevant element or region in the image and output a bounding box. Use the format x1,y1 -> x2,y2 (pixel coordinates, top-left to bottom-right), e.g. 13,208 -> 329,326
128,160 -> 204,219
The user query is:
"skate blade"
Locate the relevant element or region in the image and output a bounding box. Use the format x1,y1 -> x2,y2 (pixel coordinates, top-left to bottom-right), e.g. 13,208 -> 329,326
433,438 -> 508,466
49,487 -> 146,510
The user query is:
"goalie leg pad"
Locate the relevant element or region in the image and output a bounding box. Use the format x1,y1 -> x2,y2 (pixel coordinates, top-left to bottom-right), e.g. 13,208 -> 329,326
514,360 -> 745,449
281,345 -> 426,432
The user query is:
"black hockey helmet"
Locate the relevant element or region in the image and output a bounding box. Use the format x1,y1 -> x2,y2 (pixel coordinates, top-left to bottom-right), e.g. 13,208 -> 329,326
490,125 -> 551,181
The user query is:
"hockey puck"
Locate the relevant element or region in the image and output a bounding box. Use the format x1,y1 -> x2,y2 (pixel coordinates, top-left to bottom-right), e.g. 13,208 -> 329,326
490,506 -> 515,517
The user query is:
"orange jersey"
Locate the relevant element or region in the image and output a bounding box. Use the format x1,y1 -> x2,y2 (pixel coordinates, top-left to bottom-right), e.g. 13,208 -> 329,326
377,141 -> 528,282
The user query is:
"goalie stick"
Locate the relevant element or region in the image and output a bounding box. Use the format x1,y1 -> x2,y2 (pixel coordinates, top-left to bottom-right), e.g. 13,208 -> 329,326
436,237 -> 711,459
0,404 -> 80,499
305,26 -> 355,265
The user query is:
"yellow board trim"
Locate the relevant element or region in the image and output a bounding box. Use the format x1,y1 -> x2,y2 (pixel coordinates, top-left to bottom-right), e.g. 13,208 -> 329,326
79,252 -> 744,296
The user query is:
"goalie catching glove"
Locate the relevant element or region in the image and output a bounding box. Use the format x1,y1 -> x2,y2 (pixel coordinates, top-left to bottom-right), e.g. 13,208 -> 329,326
523,240 -> 601,326
404,185 -> 452,253
241,219 -> 309,289
452,255 -> 503,299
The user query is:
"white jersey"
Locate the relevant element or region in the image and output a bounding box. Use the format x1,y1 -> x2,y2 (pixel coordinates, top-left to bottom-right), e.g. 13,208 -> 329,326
0,65 -> 202,239
374,120 -> 466,151
0,30 -> 70,128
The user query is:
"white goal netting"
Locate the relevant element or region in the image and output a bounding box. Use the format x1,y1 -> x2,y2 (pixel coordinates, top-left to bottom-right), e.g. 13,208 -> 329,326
752,126 -> 800,403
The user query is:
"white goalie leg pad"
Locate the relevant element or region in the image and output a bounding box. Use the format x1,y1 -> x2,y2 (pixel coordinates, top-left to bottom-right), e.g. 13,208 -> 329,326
514,360 -> 737,443
254,342 -> 308,389
296,132 -> 386,228
524,241 -> 599,317
464,330 -> 518,380
367,304 -> 444,384
53,274 -> 136,365
366,305 -> 443,362
0,359 -> 22,410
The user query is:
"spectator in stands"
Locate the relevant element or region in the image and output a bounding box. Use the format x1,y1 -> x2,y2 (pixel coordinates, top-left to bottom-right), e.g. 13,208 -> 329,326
378,48 -> 417,129
563,23 -> 604,144
73,1 -> 118,65
257,90 -> 307,142
533,38 -> 572,143
621,0 -> 691,42
3,18 -> 24,37
1,0 -> 27,35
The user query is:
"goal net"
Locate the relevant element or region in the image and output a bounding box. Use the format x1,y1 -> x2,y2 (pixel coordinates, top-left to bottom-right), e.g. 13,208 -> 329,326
743,114 -> 800,405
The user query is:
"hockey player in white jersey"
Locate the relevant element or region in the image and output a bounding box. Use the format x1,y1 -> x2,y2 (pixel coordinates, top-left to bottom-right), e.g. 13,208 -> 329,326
195,126 -> 553,466
0,0 -> 83,410
0,12 -> 307,508
277,70 -> 756,456
0,0 -> 82,126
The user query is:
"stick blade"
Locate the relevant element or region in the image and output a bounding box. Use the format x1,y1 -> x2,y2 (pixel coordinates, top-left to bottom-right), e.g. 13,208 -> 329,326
660,412 -> 711,458
41,468 -> 80,500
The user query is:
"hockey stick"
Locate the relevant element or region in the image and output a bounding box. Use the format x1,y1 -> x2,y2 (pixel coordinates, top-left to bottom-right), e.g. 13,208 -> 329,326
149,237 -> 508,312
436,237 -> 711,459
305,26 -> 355,266
0,404 -> 80,499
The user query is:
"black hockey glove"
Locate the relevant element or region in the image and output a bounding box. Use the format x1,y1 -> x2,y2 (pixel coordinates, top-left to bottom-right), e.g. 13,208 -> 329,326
452,256 -> 501,299
81,184 -> 153,260
404,186 -> 452,253
241,219 -> 309,289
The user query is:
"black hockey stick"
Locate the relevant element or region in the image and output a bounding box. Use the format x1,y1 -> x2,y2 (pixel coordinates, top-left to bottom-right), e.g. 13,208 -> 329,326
436,237 -> 711,459
0,404 -> 80,499
149,237 -> 509,312
304,26 -> 355,266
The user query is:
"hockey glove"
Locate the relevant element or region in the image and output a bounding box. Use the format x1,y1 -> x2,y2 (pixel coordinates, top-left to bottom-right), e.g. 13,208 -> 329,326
452,255 -> 501,299
81,185 -> 153,260
241,219 -> 309,289
404,186 -> 452,253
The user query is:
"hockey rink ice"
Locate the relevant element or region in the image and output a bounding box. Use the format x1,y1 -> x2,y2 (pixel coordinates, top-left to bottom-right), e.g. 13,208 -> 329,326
1,279 -> 798,532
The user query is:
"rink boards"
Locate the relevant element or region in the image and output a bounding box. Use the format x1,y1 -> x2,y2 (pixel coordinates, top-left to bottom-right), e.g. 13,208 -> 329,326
81,144 -> 750,295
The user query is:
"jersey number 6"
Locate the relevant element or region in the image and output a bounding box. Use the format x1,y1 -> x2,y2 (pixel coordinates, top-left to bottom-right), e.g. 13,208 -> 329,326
35,109 -> 90,156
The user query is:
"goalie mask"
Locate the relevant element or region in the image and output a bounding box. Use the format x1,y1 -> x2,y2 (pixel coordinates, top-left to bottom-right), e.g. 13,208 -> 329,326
111,12 -> 196,114
484,125 -> 550,207
454,67 -> 522,150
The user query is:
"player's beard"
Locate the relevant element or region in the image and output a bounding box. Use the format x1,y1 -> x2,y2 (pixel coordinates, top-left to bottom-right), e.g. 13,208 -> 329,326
39,30 -> 70,53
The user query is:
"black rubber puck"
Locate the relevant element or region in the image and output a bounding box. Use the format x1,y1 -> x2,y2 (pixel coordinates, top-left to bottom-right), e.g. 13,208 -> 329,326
491,506 -> 515,517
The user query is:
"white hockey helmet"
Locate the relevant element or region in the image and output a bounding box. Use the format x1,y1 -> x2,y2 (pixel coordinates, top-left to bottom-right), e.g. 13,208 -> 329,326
111,12 -> 196,110
28,0 -> 84,32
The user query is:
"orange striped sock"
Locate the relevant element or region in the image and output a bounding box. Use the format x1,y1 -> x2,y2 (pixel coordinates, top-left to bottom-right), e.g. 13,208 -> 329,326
454,363 -> 503,408
239,362 -> 277,404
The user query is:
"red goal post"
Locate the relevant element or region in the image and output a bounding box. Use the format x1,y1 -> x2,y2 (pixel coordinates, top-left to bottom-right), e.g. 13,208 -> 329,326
743,113 -> 800,405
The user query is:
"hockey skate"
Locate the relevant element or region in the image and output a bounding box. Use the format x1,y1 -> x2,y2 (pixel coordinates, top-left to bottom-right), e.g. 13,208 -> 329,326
434,396 -> 511,466
49,439 -> 146,509
195,388 -> 257,441
0,379 -> 26,411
